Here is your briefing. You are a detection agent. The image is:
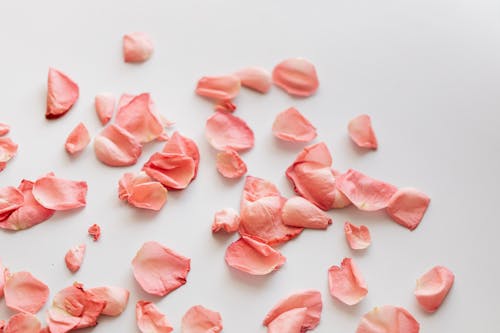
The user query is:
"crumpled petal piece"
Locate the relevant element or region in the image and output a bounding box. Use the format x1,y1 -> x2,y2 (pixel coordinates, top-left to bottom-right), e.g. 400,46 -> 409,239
4,271 -> 49,314
0,186 -> 24,220
88,224 -> 101,241
328,258 -> 368,305
65,122 -> 90,155
281,196 -> 332,229
214,100 -> 237,113
386,188 -> 430,230
65,244 -> 86,273
216,149 -> 247,179
356,305 -> 420,333
234,67 -> 271,93
132,241 -> 191,296
123,32 -> 154,63
272,107 -> 317,142
196,75 -> 240,101
263,290 -> 322,331
46,68 -> 79,119
143,152 -> 195,190
414,266 -> 454,313
0,137 -> 18,168
212,208 -> 240,233
0,123 -> 10,136
95,93 -> 115,125
162,131 -> 200,178
344,222 -> 371,250
267,307 -> 307,333
94,124 -> 143,166
181,305 -> 223,333
4,313 -> 41,333
225,236 -> 286,275
335,169 -> 397,211
205,111 -> 254,151
88,286 -> 130,316
32,175 -> 87,210
272,58 -> 319,97
136,301 -> 173,333
348,114 -> 378,150
118,172 -> 167,210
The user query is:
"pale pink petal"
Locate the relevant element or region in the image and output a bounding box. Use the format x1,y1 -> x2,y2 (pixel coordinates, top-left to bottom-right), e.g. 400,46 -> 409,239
234,67 -> 271,93
267,307 -> 307,333
46,68 -> 79,119
292,141 -> 332,166
335,169 -> 397,211
344,222 -> 371,250
162,131 -> 200,177
0,186 -> 24,220
212,208 -> 240,233
205,112 -> 254,151
88,286 -> 130,316
4,271 -> 49,314
282,196 -> 332,229
196,75 -> 241,100
32,175 -> 87,210
331,169 -> 352,209
216,150 -> 247,179
132,241 -> 191,296
88,224 -> 101,241
272,107 -> 317,142
128,182 -> 168,211
328,258 -> 368,305
136,301 -> 173,333
263,290 -> 322,331
0,123 -> 10,136
94,124 -> 143,166
356,305 -> 420,333
272,58 -> 319,97
225,236 -> 286,275
143,152 -> 196,190
214,100 -> 237,113
123,32 -> 154,63
181,305 -> 223,333
414,266 -> 454,313
0,137 -> 18,165
118,93 -> 136,109
4,313 -> 41,333
64,244 -> 86,273
65,122 -> 90,155
160,115 -> 176,128
95,93 -> 115,125
118,172 -> 154,201
348,114 -> 378,150
386,188 -> 430,230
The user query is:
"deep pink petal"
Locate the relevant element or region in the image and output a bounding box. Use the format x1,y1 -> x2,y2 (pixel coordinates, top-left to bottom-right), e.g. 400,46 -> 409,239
46,68 -> 79,119
272,107 -> 317,142
272,58 -> 319,97
205,112 -> 254,151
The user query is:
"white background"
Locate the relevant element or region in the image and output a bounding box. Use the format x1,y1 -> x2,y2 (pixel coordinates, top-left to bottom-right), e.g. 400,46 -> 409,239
0,0 -> 499,332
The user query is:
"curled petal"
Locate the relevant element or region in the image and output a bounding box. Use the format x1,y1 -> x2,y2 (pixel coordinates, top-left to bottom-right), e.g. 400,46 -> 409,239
181,305 -> 223,333
119,172 -> 168,210
4,313 -> 41,333
282,196 -> 332,229
32,175 -> 87,210
143,152 -> 195,190
212,208 -> 240,233
88,286 -> 130,316
0,123 -> 10,136
292,142 -> 332,166
272,107 -> 317,142
132,241 -> 191,296
214,100 -> 237,113
344,222 -> 371,250
205,112 -> 254,151
0,186 -> 24,220
225,236 -> 286,275
356,305 -> 420,333
123,32 -> 154,63
216,150 -> 247,179
331,169 -> 352,209
95,93 -> 115,125
328,258 -> 368,305
94,124 -> 142,166
196,75 -> 240,100
267,308 -> 307,333
234,67 -> 271,93
65,244 -> 86,273
348,114 -> 378,150
46,68 -> 79,119
386,188 -> 430,230
0,137 -> 18,168
241,175 -> 281,201
88,224 -> 101,241
136,301 -> 173,333
65,122 -> 90,154
4,271 -> 49,314
272,58 -> 319,97
414,266 -> 454,313
162,132 -> 200,177
118,172 -> 154,201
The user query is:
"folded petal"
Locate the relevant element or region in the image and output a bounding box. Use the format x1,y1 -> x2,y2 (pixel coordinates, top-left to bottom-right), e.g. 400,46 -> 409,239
136,301 -> 173,333
0,137 -> 18,166
143,152 -> 196,190
216,149 -> 247,179
88,286 -> 130,316
328,258 -> 368,305
118,172 -> 154,201
123,32 -> 154,63
94,124 -> 143,166
414,266 -> 454,313
356,305 -> 420,333
0,123 -> 10,136
348,114 -> 378,149
267,307 -> 307,333
272,58 -> 319,97
205,112 -> 254,151
46,68 -> 79,119
119,172 -> 168,210
32,175 -> 87,210
292,142 -> 332,166
386,188 -> 430,230
65,122 -> 90,154
214,100 -> 237,113
331,169 -> 352,209
272,107 -> 317,142
4,313 -> 41,333
88,224 -> 101,241
181,305 -> 223,333
212,208 -> 240,233
344,222 -> 371,250
4,271 -> 49,314
281,196 -> 332,229
95,93 -> 115,125
234,67 -> 271,93
162,131 -> 200,177
196,75 -> 240,100
65,244 -> 86,273
0,186 -> 24,220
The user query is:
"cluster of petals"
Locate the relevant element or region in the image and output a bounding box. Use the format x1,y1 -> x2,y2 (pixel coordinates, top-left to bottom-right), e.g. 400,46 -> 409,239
216,149 -> 247,179
205,111 -> 254,151
272,58 -> 319,97
414,266 -> 454,312
4,271 -> 49,313
234,67 -> 271,93
348,114 -> 378,150
0,137 -> 18,172
211,208 -> 240,233
95,93 -> 115,125
136,300 -> 173,333
272,107 -> 317,143
281,196 -> 332,229
328,258 -> 368,305
65,244 -> 86,272
118,172 -> 167,210
181,305 -> 223,333
65,122 -> 90,154
356,305 -> 420,333
386,188 -> 430,230
344,222 -> 371,250
123,32 -> 154,63
46,67 -> 79,119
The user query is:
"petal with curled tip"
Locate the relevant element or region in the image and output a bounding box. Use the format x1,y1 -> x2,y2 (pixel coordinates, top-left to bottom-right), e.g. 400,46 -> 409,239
123,32 -> 154,63
143,152 -> 195,190
344,222 -> 371,250
272,107 -> 317,143
95,93 -> 115,125
272,58 -> 319,97
205,112 -> 254,151
414,266 -> 454,313
94,124 -> 142,166
386,188 -> 430,230
118,172 -> 154,201
65,122 -> 90,154
216,150 -> 247,179
356,305 -> 420,333
267,307 -> 307,333
282,196 -> 332,229
46,68 -> 79,119
328,258 -> 368,305
234,67 -> 271,93
348,114 -> 378,149
65,244 -> 86,273
196,75 -> 240,100
88,286 -> 130,316
4,313 -> 41,333
181,305 -> 223,333
212,208 -> 240,233
4,271 -> 49,314
32,175 -> 87,210
136,301 -> 173,333
0,123 -> 10,136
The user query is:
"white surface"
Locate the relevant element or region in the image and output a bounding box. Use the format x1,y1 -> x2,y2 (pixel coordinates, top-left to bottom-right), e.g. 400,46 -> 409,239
0,0 -> 499,332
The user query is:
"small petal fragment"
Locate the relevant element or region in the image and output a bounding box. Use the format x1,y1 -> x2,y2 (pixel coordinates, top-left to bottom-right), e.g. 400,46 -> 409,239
234,67 -> 271,93
214,100 -> 237,113
181,305 -> 223,333
196,75 -> 241,101
212,208 -> 240,233
386,188 -> 431,230
414,266 -> 454,313
4,313 -> 41,333
88,224 -> 101,241
344,222 -> 371,250
136,301 -> 173,333
272,58 -> 319,97
0,137 -> 18,171
281,196 -> 332,229
328,258 -> 368,305
32,175 -> 87,210
95,93 -> 115,125
65,244 -> 86,273
94,124 -> 143,166
4,271 -> 49,314
123,32 -> 154,63
0,186 -> 24,220
272,107 -> 317,143
356,305 -> 420,333
132,241 -> 191,296
216,150 -> 247,179
267,307 -> 307,333
143,152 -> 196,190
205,112 -> 254,151
46,68 -> 79,119
348,114 -> 378,149
65,122 -> 90,154
0,123 -> 10,136
88,286 -> 130,316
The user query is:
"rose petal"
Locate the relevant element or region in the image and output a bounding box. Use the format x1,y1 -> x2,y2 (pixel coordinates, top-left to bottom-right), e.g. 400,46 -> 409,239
272,58 -> 319,97
281,196 -> 332,229
331,169 -> 352,209
32,175 -> 87,210
123,32 -> 154,63
181,305 -> 223,333
0,186 -> 24,220
272,107 -> 317,142
205,111 -> 254,151
212,208 -> 240,233
46,68 -> 79,119
225,236 -> 286,275
216,150 -> 247,179
4,271 -> 49,314
214,100 -> 237,113
88,224 -> 101,241
386,188 -> 430,230
344,222 -> 371,250
195,75 -> 240,101
65,244 -> 86,273
132,241 -> 191,296
142,152 -> 196,190
118,93 -> 136,109
94,124 -> 143,166
88,286 -> 130,316
348,114 -> 378,150
128,182 -> 168,211
234,67 -> 271,93
4,313 -> 41,333
328,258 -> 368,305
356,305 -> 420,333
263,290 -> 322,331
136,301 -> 173,333
65,122 -> 90,155
0,259 -> 5,298
162,131 -> 200,178
0,123 -> 10,136
335,169 -> 397,211
118,172 -> 154,201
0,137 -> 18,167
267,307 -> 307,333
414,266 -> 454,313
95,93 -> 115,125
292,141 -> 332,166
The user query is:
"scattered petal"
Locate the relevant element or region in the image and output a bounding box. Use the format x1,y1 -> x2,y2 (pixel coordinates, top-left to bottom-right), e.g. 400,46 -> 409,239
216,150 -> 247,179
118,172 -> 154,201
214,100 -> 237,113
119,172 -> 168,211
0,123 -> 10,136
88,286 -> 130,316
4,271 -> 49,314
143,152 -> 196,190
344,222 -> 371,250
212,208 -> 240,233
32,175 -> 87,210
196,75 -> 240,101
88,224 -> 101,241
205,112 -> 254,151
181,305 -> 223,333
4,313 -> 41,333
272,58 -> 319,97
356,305 -> 420,333
414,266 -> 454,313
272,107 -> 317,142
348,114 -> 378,150
386,188 -> 431,230
65,122 -> 90,155
328,258 -> 368,305
162,131 -> 200,178
267,307 -> 307,333
281,196 -> 332,229
95,93 -> 115,125
136,301 -> 173,333
234,67 -> 271,93
0,186 -> 24,220
331,169 -> 352,209
94,124 -> 143,166
123,32 -> 154,63
65,244 -> 86,273
46,68 -> 79,119
118,93 -> 136,109
0,137 -> 18,170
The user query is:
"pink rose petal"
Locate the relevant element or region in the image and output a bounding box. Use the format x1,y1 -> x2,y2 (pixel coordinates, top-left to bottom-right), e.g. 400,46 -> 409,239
281,196 -> 332,229
0,137 -> 18,171
212,208 -> 240,233
214,100 -> 237,113
118,172 -> 154,201
94,124 -> 143,166
132,241 -> 191,296
344,222 -> 371,250
64,244 -> 86,273
65,122 -> 90,155
119,172 -> 168,211
225,236 -> 286,275
142,152 -> 196,190
46,68 -> 79,119
4,271 -> 49,314
0,260 -> 5,298
162,131 -> 200,178
123,32 -> 154,63
272,58 -> 319,97
386,188 -> 431,230
88,286 -> 130,316
88,224 -> 101,241
0,123 -> 10,136
234,67 -> 271,93
32,175 -> 87,210
414,266 -> 454,313
95,93 -> 115,125
328,258 -> 368,305
272,107 -> 317,143
205,111 -> 254,151
4,313 -> 41,333
267,307 -> 307,333
0,186 -> 24,220
136,301 -> 173,333
348,114 -> 378,150
195,75 -> 241,101
356,305 -> 420,333
216,149 -> 247,179
331,169 -> 352,209
118,93 -> 136,109
181,305 -> 223,333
